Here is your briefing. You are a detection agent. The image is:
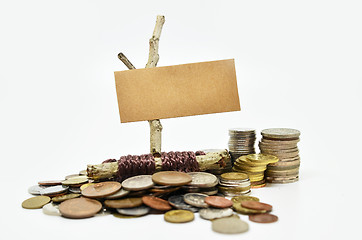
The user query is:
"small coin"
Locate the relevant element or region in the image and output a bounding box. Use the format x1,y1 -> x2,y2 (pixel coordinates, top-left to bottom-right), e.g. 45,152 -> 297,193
183,193 -> 208,208
62,176 -> 88,186
261,128 -> 300,139
232,202 -> 266,214
164,210 -> 194,223
38,180 -> 63,186
69,187 -> 82,194
246,154 -> 279,164
79,170 -> 87,175
104,197 -> 143,209
241,201 -> 272,211
22,196 -> 51,209
212,215 -> 249,234
40,185 -> 68,197
152,171 -> 192,186
122,175 -> 154,191
187,172 -> 218,188
220,172 -> 249,181
28,185 -> 46,195
52,193 -> 81,203
204,196 -> 233,208
116,205 -> 150,216
221,190 -> 251,197
168,195 -> 199,212
104,188 -> 130,199
199,208 -> 233,220
231,195 -> 259,203
113,212 -> 139,219
65,174 -> 81,180
59,197 -> 102,219
42,202 -> 61,216
249,213 -> 278,223
142,196 -> 172,211
81,181 -> 121,198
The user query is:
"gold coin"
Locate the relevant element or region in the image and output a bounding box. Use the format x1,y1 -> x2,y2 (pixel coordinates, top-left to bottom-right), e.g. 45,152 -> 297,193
235,156 -> 268,167
231,195 -> 259,203
232,202 -> 266,215
246,154 -> 279,164
62,176 -> 88,186
52,193 -> 81,203
80,183 -> 95,191
22,196 -> 51,209
164,210 -> 194,223
220,172 -> 249,181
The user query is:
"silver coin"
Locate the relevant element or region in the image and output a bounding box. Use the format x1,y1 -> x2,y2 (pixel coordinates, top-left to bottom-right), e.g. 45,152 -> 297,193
200,189 -> 218,196
40,185 -> 68,196
199,208 -> 233,220
187,172 -> 218,188
168,195 -> 199,212
183,193 -> 208,208
261,128 -> 300,139
212,215 -> 249,234
79,170 -> 87,176
105,188 -> 130,199
116,206 -> 150,216
122,175 -> 154,191
42,203 -> 61,216
28,185 -> 46,195
69,187 -> 81,194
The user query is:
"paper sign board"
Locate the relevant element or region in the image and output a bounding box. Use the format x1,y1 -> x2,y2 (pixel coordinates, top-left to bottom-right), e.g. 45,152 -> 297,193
114,59 -> 240,123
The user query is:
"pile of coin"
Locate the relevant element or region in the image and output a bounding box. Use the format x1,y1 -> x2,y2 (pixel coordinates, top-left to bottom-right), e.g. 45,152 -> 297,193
228,128 -> 256,164
218,172 -> 251,196
232,154 -> 279,188
231,195 -> 278,223
259,128 -> 301,183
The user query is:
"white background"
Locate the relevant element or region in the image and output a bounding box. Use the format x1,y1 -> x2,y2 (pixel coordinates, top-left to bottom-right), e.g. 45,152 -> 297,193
1,0 -> 361,239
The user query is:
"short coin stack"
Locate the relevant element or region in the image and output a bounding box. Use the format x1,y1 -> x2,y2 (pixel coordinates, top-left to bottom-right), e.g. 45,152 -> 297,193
259,128 -> 301,183
182,172 -> 219,195
232,154 -> 279,188
218,172 -> 251,196
228,128 -> 256,164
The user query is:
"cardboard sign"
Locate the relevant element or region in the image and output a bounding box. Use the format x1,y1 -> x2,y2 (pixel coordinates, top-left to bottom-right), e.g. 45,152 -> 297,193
114,59 -> 240,123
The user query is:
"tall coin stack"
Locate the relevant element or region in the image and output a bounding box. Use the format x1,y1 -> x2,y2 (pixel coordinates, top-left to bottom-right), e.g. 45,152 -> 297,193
218,172 -> 251,197
228,128 -> 256,164
259,128 -> 301,183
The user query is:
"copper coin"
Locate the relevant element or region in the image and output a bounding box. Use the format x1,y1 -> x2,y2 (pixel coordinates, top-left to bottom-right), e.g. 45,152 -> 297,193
81,181 -> 121,198
241,201 -> 272,211
152,171 -> 192,186
38,180 -> 63,186
59,197 -> 102,219
249,213 -> 278,223
104,198 -> 143,209
204,196 -> 233,208
142,196 -> 172,211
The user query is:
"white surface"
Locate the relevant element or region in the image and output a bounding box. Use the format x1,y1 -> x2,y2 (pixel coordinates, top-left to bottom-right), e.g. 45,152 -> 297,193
1,0 -> 361,239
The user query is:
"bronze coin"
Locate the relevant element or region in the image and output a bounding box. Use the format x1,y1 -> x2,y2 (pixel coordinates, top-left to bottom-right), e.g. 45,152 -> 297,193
152,171 -> 192,186
81,181 -> 121,198
104,198 -> 143,209
204,196 -> 233,208
38,180 -> 63,186
59,197 -> 102,219
249,213 -> 278,223
241,201 -> 272,211
142,196 -> 172,211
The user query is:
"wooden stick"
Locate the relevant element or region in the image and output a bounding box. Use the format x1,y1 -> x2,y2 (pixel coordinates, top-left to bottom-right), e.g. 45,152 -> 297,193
146,15 -> 165,156
87,150 -> 231,180
117,52 -> 135,70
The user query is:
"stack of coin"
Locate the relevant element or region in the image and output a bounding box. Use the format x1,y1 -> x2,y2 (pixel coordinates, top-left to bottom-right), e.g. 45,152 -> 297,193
232,154 -> 279,188
228,128 -> 256,164
259,128 -> 301,183
182,172 -> 219,195
218,172 -> 251,196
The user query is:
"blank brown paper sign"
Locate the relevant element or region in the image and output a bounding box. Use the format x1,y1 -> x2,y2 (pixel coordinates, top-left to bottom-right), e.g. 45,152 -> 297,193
114,59 -> 240,123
